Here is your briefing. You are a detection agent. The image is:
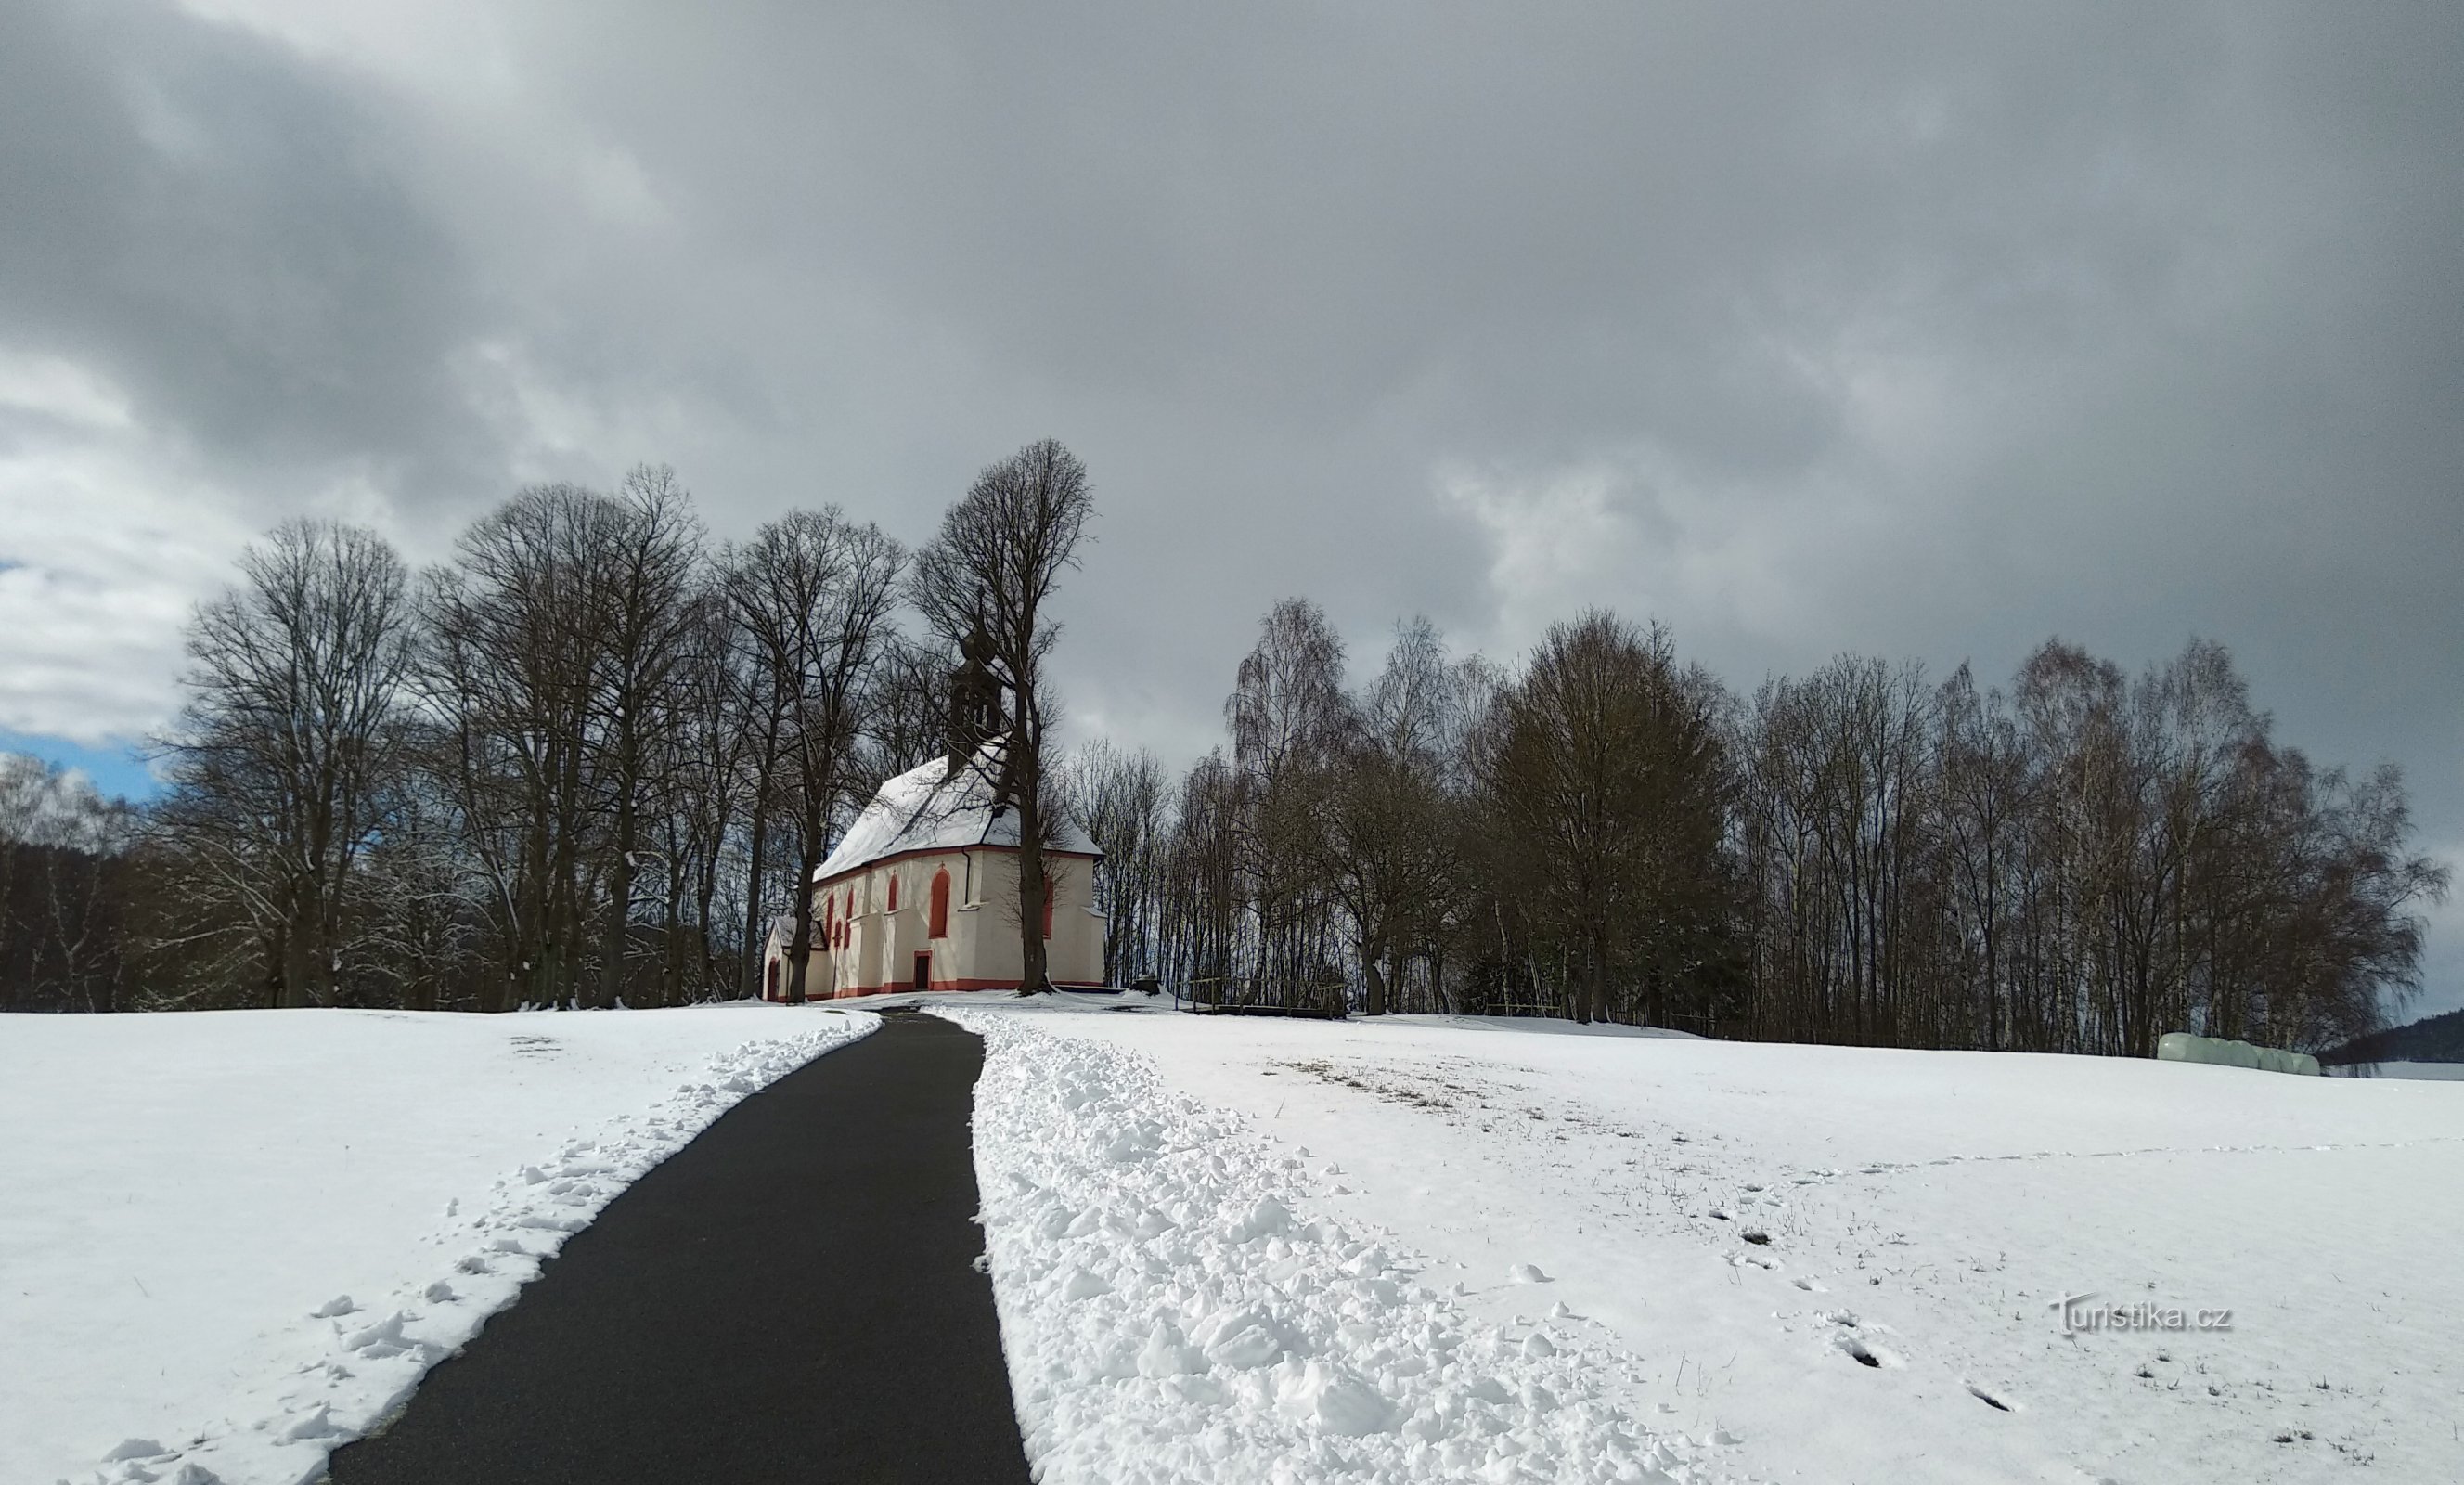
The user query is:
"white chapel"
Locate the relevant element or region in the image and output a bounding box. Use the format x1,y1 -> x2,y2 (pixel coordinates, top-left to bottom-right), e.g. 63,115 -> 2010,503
760,632 -> 1106,1000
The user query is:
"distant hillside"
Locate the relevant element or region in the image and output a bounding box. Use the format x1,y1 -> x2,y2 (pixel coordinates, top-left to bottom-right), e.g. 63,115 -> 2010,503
2322,1007 -> 2464,1066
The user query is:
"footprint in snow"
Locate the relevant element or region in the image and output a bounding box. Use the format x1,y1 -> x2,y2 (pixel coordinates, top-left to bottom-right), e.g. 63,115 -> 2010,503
1834,1331 -> 1898,1368
1965,1381 -> 2017,1412
104,1440 -> 173,1464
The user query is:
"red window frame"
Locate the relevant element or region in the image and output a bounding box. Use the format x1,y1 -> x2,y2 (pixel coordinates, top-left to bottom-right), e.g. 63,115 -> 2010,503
929,868 -> 951,939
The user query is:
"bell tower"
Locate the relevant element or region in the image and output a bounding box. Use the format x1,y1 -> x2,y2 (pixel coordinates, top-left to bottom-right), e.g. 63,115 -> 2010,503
946,616 -> 1001,777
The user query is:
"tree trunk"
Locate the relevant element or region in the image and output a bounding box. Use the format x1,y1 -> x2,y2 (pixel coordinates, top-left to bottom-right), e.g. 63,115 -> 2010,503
601,825 -> 633,1009
742,806 -> 770,999
1017,783 -> 1050,994
280,881 -> 318,1009
1361,937 -> 1388,1016
785,846 -> 820,1002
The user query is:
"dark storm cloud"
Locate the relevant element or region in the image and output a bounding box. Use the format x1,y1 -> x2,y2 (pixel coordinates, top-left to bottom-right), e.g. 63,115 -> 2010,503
0,2 -> 486,490
2,1 -> 2459,996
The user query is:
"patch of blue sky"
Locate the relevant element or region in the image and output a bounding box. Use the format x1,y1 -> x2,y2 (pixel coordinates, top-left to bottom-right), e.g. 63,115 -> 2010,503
0,730 -> 162,801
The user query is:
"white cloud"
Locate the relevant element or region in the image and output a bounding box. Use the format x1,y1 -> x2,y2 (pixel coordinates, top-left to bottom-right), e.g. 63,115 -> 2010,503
0,394 -> 252,743
0,349 -> 135,431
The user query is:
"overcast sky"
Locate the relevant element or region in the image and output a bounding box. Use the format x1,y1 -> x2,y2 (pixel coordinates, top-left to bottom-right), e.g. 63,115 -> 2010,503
3,1 -> 2458,1012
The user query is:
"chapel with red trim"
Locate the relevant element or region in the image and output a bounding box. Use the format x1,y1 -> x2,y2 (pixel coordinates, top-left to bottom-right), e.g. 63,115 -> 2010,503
759,629 -> 1106,1000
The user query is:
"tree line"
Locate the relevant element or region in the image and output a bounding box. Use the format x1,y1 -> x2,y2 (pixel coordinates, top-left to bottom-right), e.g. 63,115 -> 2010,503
2,467 -> 2445,1057
0,442 -> 1090,1014
0,755 -> 135,1011
1079,600 -> 2447,1056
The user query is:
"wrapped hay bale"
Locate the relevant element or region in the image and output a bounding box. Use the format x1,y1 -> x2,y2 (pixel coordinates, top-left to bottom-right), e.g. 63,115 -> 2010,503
2156,1032 -> 2318,1075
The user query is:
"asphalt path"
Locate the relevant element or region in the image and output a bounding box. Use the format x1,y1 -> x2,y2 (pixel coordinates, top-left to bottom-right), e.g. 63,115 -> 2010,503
322,1010 -> 1033,1484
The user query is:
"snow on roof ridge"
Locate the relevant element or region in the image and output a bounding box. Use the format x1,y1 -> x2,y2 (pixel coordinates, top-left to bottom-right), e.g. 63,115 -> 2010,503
813,738 -> 1097,883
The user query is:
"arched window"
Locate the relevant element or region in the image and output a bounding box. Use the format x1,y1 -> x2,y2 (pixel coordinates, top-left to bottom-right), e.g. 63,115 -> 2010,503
1041,878 -> 1055,939
887,874 -> 899,912
929,868 -> 951,939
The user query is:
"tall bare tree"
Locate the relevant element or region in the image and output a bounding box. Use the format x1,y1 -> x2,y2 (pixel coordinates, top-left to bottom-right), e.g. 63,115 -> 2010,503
1486,612 -> 1727,1026
726,508 -> 906,1001
661,588 -> 758,1003
911,438 -> 1095,995
586,465 -> 704,1007
427,484 -> 610,1011
1318,619 -> 1470,1015
152,521 -> 415,1007
1224,598 -> 1349,1007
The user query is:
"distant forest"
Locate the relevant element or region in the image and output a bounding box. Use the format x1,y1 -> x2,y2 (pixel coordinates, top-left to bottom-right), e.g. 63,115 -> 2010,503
2322,1007 -> 2464,1066
1,448 -> 2447,1057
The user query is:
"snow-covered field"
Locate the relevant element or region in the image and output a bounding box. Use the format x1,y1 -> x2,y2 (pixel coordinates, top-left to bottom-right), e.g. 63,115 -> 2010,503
11,995 -> 2458,1485
935,995 -> 2464,1485
0,1004 -> 874,1485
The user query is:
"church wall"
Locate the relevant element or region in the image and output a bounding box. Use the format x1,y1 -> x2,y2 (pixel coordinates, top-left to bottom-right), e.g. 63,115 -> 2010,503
811,846 -> 1107,996
758,925 -> 833,1002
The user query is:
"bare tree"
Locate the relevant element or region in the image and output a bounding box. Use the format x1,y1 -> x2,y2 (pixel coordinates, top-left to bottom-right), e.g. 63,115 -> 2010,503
1486,612 -> 1728,1026
911,438 -> 1095,995
1935,663 -> 2029,1050
727,508 -> 906,1001
1158,751 -> 1248,1002
1068,739 -> 1170,985
860,635 -> 957,785
1317,619 -> 1471,1015
152,521 -> 415,1008
650,585 -> 747,1003
587,465 -> 704,1007
427,485 -> 612,1011
1223,598 -> 1349,1007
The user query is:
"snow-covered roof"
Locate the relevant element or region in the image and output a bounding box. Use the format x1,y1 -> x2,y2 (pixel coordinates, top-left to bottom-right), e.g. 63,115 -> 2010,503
815,741 -> 1099,883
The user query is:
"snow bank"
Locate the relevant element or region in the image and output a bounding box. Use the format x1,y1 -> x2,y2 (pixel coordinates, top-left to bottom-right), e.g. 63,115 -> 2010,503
2,1005 -> 873,1485
941,1008 -> 1741,1485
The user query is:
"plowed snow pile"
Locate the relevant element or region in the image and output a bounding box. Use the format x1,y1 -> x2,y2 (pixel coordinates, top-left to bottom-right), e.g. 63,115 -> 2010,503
969,995 -> 2464,1485
945,1009 -> 1742,1485
1,1004 -> 873,1485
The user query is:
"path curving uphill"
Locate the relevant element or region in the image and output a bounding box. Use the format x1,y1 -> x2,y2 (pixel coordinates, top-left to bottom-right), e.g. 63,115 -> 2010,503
323,1012 -> 1031,1485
